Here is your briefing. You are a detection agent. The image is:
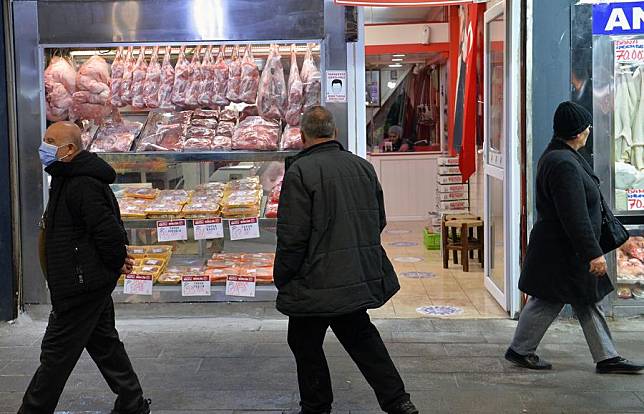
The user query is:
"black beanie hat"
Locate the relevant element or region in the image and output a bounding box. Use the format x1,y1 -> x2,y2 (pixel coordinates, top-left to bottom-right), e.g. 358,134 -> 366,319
553,101 -> 592,139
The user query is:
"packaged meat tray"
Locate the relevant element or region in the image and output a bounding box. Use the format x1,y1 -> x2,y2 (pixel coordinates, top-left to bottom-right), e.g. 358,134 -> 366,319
191,118 -> 218,129
125,187 -> 160,200
145,201 -> 183,219
157,272 -> 183,285
269,182 -> 281,203
265,202 -> 279,218
226,177 -> 261,191
136,111 -> 192,152
195,182 -> 226,192
157,190 -> 192,205
127,246 -> 148,258
193,108 -> 219,119
119,200 -> 149,219
90,119 -> 143,153
212,135 -> 232,151
223,190 -> 261,208
280,126 -> 303,150
240,253 -> 274,263
216,121 -> 236,138
182,201 -> 221,219
232,116 -> 280,151
146,245 -> 173,259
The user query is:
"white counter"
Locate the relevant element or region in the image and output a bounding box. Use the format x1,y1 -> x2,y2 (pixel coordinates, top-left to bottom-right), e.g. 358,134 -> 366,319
368,152 -> 441,221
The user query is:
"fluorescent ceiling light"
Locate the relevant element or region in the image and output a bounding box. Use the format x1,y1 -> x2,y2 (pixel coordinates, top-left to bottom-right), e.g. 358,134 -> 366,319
392,58 -> 403,62
389,63 -> 402,68
392,54 -> 406,57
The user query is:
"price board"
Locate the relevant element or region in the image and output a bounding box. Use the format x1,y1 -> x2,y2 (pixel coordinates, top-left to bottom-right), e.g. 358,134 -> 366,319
225,275 -> 257,297
627,189 -> 644,211
193,218 -> 224,240
156,220 -> 188,242
123,274 -> 153,296
615,39 -> 644,63
181,275 -> 212,297
229,218 -> 260,241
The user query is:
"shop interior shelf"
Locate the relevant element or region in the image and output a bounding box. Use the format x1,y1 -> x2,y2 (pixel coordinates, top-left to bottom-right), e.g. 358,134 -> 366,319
123,217 -> 277,229
112,284 -> 278,303
97,150 -> 298,164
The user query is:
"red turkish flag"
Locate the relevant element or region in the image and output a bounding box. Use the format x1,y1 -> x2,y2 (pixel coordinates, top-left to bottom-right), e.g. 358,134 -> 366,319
458,3 -> 484,182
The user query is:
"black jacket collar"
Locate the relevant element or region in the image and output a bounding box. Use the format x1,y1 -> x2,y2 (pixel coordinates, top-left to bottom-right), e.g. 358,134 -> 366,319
547,137 -> 599,183
286,140 -> 345,171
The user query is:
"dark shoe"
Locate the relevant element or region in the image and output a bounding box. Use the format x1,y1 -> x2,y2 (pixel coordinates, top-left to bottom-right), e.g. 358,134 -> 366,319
111,398 -> 151,414
505,347 -> 552,370
596,357 -> 644,374
387,400 -> 419,414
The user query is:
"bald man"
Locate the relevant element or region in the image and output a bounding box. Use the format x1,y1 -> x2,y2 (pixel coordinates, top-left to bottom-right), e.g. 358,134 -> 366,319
20,122 -> 149,414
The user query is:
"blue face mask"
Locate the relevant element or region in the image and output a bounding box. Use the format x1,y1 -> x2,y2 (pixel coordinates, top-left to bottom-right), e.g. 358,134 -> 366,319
39,142 -> 61,167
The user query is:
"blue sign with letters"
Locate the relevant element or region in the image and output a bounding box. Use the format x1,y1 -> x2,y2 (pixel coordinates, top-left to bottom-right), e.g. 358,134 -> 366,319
593,2 -> 644,35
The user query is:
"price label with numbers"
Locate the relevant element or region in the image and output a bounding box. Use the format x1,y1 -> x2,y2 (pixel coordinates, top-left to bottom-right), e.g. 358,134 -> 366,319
181,275 -> 212,297
615,40 -> 644,63
123,274 -> 153,296
157,220 -> 188,242
225,275 -> 257,297
627,189 -> 644,211
229,218 -> 260,241
193,218 -> 224,240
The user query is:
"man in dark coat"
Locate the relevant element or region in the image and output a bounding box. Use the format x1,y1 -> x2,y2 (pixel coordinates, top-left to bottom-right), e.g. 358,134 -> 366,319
505,102 -> 643,374
20,122 -> 150,413
275,107 -> 417,414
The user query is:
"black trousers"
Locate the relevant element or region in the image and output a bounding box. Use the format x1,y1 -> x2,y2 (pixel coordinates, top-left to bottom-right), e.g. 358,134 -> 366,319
288,310 -> 409,413
19,295 -> 144,414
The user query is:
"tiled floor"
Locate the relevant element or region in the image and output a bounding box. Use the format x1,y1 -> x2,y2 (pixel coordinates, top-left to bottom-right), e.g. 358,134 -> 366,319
370,221 -> 509,320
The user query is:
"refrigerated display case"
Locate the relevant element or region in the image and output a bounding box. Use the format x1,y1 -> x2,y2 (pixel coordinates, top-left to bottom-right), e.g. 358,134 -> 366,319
12,0 -> 355,306
590,3 -> 644,316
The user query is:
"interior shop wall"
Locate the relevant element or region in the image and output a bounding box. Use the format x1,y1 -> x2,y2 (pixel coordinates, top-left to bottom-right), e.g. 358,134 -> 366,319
0,4 -> 16,321
529,0 -> 576,218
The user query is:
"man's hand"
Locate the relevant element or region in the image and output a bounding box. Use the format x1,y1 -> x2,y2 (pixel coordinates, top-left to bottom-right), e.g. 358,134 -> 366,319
589,255 -> 607,277
120,255 -> 135,275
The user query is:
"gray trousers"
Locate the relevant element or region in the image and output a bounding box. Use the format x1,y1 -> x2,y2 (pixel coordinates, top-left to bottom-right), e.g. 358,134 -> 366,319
510,297 -> 619,363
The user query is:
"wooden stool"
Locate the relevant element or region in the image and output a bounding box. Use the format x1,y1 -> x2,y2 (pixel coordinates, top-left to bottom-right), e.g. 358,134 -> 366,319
442,218 -> 484,272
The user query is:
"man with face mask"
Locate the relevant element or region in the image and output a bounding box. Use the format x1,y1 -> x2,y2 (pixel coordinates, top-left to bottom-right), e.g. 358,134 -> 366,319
20,121 -> 150,414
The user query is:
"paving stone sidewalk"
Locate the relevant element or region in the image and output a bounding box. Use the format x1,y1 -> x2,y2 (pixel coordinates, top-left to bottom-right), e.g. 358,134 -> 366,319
1,303 -> 643,414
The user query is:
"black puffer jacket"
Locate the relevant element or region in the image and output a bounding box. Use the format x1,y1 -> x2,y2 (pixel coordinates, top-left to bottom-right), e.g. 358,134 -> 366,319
44,151 -> 127,311
274,140 -> 400,317
519,138 -> 614,304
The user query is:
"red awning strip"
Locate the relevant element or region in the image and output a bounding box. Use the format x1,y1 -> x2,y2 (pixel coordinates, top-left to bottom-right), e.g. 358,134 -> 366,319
335,0 -> 471,6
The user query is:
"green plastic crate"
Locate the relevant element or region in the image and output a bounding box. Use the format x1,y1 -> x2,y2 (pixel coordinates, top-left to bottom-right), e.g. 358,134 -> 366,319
423,228 -> 441,250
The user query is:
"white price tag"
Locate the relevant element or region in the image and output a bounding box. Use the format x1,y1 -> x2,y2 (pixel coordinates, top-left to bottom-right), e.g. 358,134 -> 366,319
123,274 -> 153,296
229,218 -> 260,241
225,275 -> 257,297
615,40 -> 644,63
193,218 -> 224,240
627,189 -> 644,211
156,220 -> 188,242
181,275 -> 212,297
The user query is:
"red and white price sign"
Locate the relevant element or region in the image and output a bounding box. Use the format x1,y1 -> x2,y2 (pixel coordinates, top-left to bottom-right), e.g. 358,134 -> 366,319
193,218 -> 224,240
123,274 -> 153,296
156,220 -> 188,242
225,275 -> 257,297
627,189 -> 644,211
615,40 -> 644,63
229,218 -> 260,241
181,275 -> 211,297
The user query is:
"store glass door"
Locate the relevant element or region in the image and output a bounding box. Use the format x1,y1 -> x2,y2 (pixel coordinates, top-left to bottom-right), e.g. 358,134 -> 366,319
483,2 -> 508,310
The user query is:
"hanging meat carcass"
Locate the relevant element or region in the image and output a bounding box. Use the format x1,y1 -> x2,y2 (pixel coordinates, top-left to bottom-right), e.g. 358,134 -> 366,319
301,44 -> 321,110
120,46 -> 135,106
131,46 -> 148,109
198,46 -> 215,107
158,46 -> 175,109
143,46 -> 162,109
239,45 -> 260,105
257,44 -> 287,121
44,56 -> 76,121
171,45 -> 191,108
212,47 -> 230,107
184,46 -> 203,109
109,47 -> 125,108
285,45 -> 304,126
71,55 -> 111,123
226,45 -> 242,103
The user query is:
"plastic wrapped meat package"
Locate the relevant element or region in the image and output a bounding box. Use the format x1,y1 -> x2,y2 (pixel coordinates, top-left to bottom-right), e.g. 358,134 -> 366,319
184,46 -> 203,109
212,136 -> 232,151
109,47 -> 125,108
257,44 -> 287,121
171,46 -> 191,108
44,56 -> 76,121
183,137 -> 213,151
226,45 -> 243,103
221,189 -> 261,218
182,201 -> 221,219
301,44 -> 321,110
280,125 -> 303,150
71,55 -> 111,123
142,46 -> 162,109
145,201 -> 183,219
232,116 -> 280,151
90,119 -> 143,152
216,121 -> 236,138
130,46 -> 149,109
226,176 -> 261,191
285,44 -> 304,126
219,108 -> 238,122
157,190 -> 192,205
191,118 -> 219,129
239,45 -> 260,104
212,47 -> 230,107
124,187 -> 160,200
193,108 -> 219,119
617,237 -> 644,281
265,202 -> 279,219
118,198 -> 150,219
137,111 -> 192,152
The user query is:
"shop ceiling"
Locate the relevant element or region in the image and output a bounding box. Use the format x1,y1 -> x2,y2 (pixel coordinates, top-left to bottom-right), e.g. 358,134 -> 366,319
364,6 -> 446,24
365,52 -> 442,68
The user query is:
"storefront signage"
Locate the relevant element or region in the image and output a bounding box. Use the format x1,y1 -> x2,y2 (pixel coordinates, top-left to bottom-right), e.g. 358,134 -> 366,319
229,218 -> 260,241
123,274 -> 153,296
181,275 -> 211,297
593,3 -> 644,35
627,189 -> 644,210
615,39 -> 644,63
326,71 -> 347,103
156,220 -> 188,242
225,275 -> 257,297
193,218 -> 224,240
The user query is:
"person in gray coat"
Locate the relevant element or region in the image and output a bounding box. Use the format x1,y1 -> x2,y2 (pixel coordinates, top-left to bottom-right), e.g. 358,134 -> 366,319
505,101 -> 643,374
